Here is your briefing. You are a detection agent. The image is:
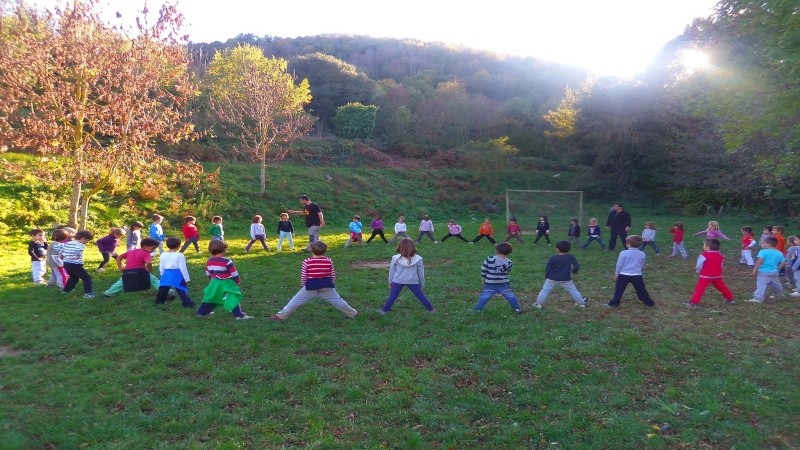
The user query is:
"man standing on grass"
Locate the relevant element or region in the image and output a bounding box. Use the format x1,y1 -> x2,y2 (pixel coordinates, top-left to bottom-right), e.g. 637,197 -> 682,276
289,195 -> 325,252
606,203 -> 631,251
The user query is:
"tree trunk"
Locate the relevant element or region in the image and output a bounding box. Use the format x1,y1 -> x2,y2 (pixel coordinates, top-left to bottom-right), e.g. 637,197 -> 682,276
79,195 -> 91,231
68,176 -> 82,229
260,152 -> 266,196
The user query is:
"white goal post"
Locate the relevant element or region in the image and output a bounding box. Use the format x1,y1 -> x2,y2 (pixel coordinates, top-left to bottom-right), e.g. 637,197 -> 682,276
505,190 -> 584,235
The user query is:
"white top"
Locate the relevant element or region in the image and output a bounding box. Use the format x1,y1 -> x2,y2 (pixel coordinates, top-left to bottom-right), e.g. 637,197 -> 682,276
394,222 -> 407,233
641,229 -> 656,241
250,223 -> 266,239
159,251 -> 190,281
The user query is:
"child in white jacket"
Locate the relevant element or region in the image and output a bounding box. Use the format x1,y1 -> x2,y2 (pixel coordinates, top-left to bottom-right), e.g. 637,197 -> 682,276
379,238 -> 435,314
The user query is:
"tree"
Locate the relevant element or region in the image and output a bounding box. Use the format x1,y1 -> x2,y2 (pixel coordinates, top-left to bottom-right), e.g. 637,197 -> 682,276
332,102 -> 378,139
206,44 -> 313,195
0,0 -> 197,229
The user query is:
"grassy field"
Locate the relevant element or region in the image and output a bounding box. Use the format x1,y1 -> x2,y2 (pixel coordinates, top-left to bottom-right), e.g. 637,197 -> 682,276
1,214 -> 798,448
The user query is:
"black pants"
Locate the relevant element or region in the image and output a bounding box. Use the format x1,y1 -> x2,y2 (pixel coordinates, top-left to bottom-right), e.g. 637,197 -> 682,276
442,233 -> 468,242
98,252 -> 115,270
472,234 -> 496,244
64,263 -> 93,294
155,286 -> 194,307
608,274 -> 654,306
180,237 -> 200,253
366,229 -> 388,243
608,229 -> 628,251
533,232 -> 551,244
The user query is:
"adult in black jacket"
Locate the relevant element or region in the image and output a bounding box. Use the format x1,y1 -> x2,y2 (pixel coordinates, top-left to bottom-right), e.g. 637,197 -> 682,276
606,203 -> 631,251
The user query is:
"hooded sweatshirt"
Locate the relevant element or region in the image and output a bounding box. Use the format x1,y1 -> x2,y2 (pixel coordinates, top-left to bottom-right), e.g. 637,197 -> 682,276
388,254 -> 425,288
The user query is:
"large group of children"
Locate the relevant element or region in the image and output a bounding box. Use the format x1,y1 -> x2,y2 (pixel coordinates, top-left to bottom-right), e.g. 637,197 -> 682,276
26,205 -> 799,321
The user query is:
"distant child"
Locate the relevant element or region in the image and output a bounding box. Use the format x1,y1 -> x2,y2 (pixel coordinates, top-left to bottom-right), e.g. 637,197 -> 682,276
388,216 -> 410,244
345,215 -> 364,247
740,226 -> 756,266
606,235 -> 656,308
504,218 -> 524,243
534,240 -> 589,308
276,213 -> 295,251
180,216 -> 201,253
416,215 -> 437,243
749,236 -> 785,303
693,221 -> 730,241
209,216 -> 224,241
471,217 -> 497,244
669,222 -> 688,258
198,240 -> 251,319
156,237 -> 195,308
475,242 -> 521,312
580,218 -> 605,250
245,215 -> 269,252
640,221 -> 661,255
127,221 -> 143,251
271,241 -> 358,321
60,230 -> 95,298
791,241 -> 800,298
103,238 -> 161,298
759,226 -> 773,245
46,227 -> 74,288
95,227 -> 124,272
379,238 -> 435,314
28,229 -> 48,285
689,238 -> 734,306
784,235 -> 799,291
441,220 -> 469,242
567,218 -> 581,246
366,213 -> 388,244
772,225 -> 786,255
149,214 -> 165,254
533,215 -> 551,245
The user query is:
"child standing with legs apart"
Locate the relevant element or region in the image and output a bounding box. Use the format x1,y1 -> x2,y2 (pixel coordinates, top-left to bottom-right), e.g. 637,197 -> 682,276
640,221 -> 661,255
416,215 -> 437,243
567,218 -> 581,246
534,241 -> 588,309
669,222 -> 688,258
28,229 -> 48,285
688,238 -> 734,307
46,227 -> 74,288
580,218 -> 605,249
345,215 -> 364,247
127,221 -> 143,251
149,214 -> 165,254
180,216 -> 201,253
276,213 -> 295,251
471,218 -> 497,244
366,213 -> 388,244
245,215 -> 269,252
60,230 -> 96,298
157,237 -> 195,308
441,220 -> 469,242
103,238 -> 161,298
198,240 -> 251,319
606,235 -> 656,308
380,238 -> 435,314
388,216 -> 410,244
740,226 -> 756,266
475,242 -> 521,313
749,236 -> 785,303
533,215 -> 551,245
95,227 -> 124,272
271,241 -> 358,321
504,218 -> 524,243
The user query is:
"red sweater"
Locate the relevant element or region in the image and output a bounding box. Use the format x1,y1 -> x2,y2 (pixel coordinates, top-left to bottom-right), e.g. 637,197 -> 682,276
698,250 -> 724,278
301,256 -> 336,289
670,227 -> 684,243
183,223 -> 199,240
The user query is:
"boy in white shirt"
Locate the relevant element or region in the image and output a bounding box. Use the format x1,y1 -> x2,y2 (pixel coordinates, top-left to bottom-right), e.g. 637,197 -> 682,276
156,237 -> 195,308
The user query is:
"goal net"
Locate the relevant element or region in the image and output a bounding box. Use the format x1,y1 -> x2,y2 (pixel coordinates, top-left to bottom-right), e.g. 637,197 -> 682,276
505,190 -> 584,236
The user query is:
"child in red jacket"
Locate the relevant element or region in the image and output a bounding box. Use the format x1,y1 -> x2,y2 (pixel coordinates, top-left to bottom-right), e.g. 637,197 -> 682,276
688,238 -> 734,307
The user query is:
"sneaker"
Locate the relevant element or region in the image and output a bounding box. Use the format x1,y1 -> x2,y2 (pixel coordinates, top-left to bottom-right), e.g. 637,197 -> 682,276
429,308 -> 436,314
575,303 -> 586,308
35,280 -> 49,286
582,297 -> 590,305
513,309 -> 522,314
96,268 -> 105,273
347,312 -> 359,319
378,309 -> 387,315
789,291 -> 800,297
604,302 -> 619,308
434,241 -> 439,244
197,312 -> 215,317
83,293 -> 96,299
746,298 -> 764,303
468,241 -> 474,244
236,315 -> 253,320
270,314 -> 286,321
534,303 -> 543,309
61,290 -> 70,295
685,302 -> 700,308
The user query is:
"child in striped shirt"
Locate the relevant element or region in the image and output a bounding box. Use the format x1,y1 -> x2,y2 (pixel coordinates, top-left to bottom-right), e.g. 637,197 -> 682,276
475,242 -> 521,312
271,241 -> 358,320
60,230 -> 95,298
198,240 -> 250,319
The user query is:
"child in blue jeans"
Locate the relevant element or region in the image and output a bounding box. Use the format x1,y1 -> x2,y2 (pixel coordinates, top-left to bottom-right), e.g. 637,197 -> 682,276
475,242 -> 521,313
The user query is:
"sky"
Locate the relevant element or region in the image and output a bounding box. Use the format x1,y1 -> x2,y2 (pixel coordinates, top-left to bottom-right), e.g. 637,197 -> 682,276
36,0 -> 720,78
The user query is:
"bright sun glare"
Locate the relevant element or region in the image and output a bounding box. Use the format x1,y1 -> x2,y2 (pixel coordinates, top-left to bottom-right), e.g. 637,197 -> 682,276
680,49 -> 711,72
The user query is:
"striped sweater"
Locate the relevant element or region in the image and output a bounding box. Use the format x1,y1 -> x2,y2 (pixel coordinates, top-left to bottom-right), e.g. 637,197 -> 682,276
301,256 -> 336,289
480,255 -> 513,284
205,256 -> 240,284
61,240 -> 87,265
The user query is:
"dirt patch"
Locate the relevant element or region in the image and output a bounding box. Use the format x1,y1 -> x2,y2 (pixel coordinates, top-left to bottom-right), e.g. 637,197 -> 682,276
0,346 -> 21,357
351,261 -> 388,269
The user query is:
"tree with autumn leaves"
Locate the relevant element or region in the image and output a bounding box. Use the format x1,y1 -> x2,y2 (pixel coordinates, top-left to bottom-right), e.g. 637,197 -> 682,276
0,0 -> 199,229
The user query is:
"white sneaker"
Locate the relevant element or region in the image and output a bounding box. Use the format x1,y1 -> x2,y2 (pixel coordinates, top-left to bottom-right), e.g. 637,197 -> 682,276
746,298 -> 764,303
236,314 -> 253,320
96,268 -> 105,273
534,303 -> 543,309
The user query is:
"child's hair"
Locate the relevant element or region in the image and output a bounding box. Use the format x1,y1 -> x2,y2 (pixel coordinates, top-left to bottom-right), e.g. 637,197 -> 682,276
789,235 -> 800,245
208,239 -> 228,255
165,237 -> 181,249
152,214 -> 163,221
707,221 -> 720,230
396,238 -> 417,258
110,227 -> 124,236
75,230 -> 93,241
130,221 -> 144,230
570,218 -> 578,224
763,226 -> 773,233
510,218 -> 517,223
30,228 -> 44,237
484,217 -> 491,221
705,238 -> 721,251
310,240 -> 328,255
495,242 -> 513,255
252,215 -> 262,223
672,222 -> 684,230
741,226 -> 753,235
555,240 -> 571,253
589,218 -> 598,225
184,216 -> 196,224
299,194 -> 310,201
448,220 -> 455,224
353,215 -> 360,221
625,235 -> 643,248
212,216 -> 222,223
422,215 -> 429,220
375,213 -> 382,219
645,221 -> 655,229
140,237 -> 159,249
763,236 -> 778,247
540,215 -> 548,221
52,228 -> 70,241
280,213 -> 289,219
773,225 -> 785,234
398,215 -> 405,221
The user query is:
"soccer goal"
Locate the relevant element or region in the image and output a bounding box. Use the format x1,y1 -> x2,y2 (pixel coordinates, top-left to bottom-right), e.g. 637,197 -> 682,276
505,190 -> 584,236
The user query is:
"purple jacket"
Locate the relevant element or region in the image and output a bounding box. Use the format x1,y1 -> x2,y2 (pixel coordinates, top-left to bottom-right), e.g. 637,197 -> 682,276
96,234 -> 119,253
371,219 -> 384,230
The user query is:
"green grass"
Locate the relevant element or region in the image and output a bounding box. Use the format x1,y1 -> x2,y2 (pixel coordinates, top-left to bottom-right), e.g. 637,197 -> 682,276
1,215 -> 798,448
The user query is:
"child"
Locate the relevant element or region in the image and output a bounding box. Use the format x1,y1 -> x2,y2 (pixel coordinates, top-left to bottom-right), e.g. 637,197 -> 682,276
534,240 -> 589,308
533,215 -> 551,245
471,217 -> 497,244
688,238 -> 734,306
149,214 -> 165,254
60,230 -> 95,298
759,226 -> 773,245
180,216 -> 201,253
441,220 -> 469,242
156,237 -> 195,308
209,216 -> 224,241
771,225 -> 786,255
387,216 -> 410,244
640,221 -> 661,255
693,221 -> 730,241
46,227 -> 74,288
366,213 -> 388,244
669,222 -> 688,258
379,238 -> 435,314
567,218 -> 581,246
740,226 -> 756,266
245,215 -> 269,252
28,229 -> 48,285
126,221 -> 143,251
103,238 -> 161,298
580,218 -> 605,250
345,215 -> 364,247
784,235 -> 799,291
605,235 -> 656,308
416,215 -> 437,243
95,227 -> 124,272
749,236 -> 785,303
276,213 -> 295,251
271,241 -> 358,321
198,239 -> 251,319
475,242 -> 522,312
504,218 -> 524,243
